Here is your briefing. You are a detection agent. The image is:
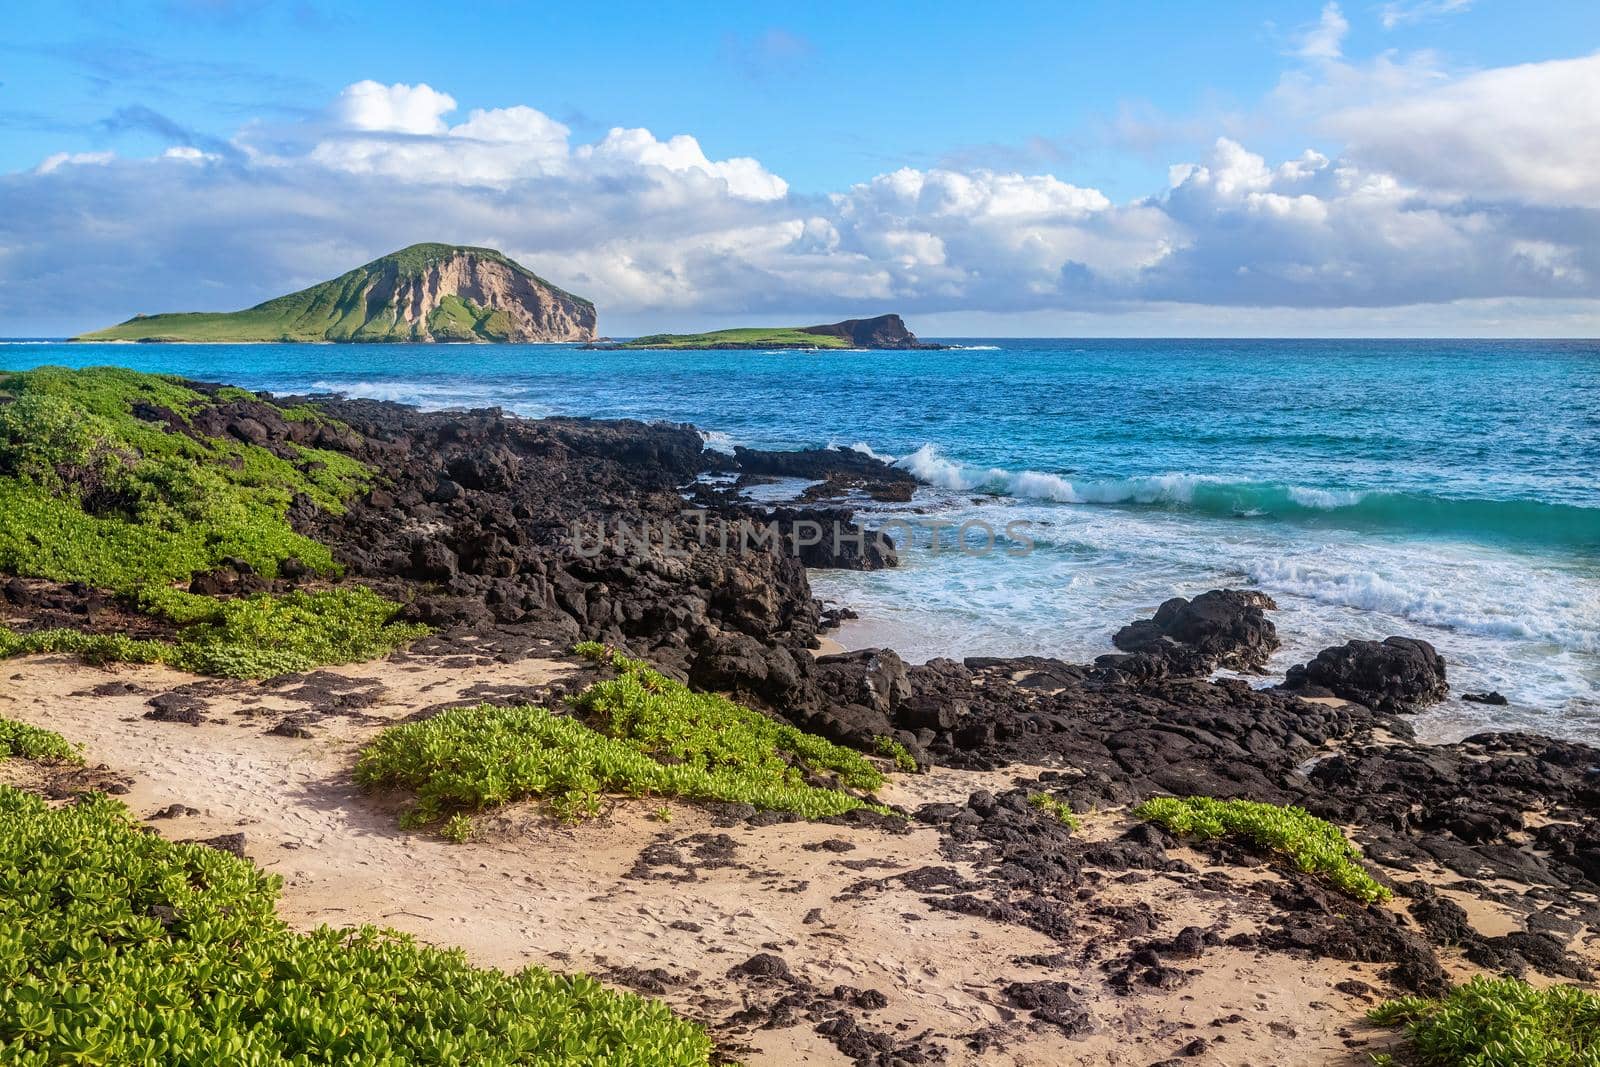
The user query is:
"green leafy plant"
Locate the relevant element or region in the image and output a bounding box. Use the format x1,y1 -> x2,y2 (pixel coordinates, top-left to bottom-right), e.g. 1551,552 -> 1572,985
1367,975 -> 1600,1066
0,717 -> 81,763
357,645 -> 895,830
441,813 -> 476,843
0,367 -> 427,677
0,784 -> 714,1065
1,588 -> 427,679
1134,795 -> 1389,903
874,735 -> 918,773
1027,792 -> 1081,831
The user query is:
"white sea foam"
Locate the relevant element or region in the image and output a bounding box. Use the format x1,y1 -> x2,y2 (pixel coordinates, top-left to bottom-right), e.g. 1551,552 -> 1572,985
294,378 -> 553,417
845,440 -> 895,462
1286,486 -> 1367,508
1247,557 -> 1600,653
895,444 -> 1009,491
699,429 -> 737,454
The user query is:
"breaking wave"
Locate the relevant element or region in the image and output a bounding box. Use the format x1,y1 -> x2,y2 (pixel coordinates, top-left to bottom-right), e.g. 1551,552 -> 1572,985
890,444 -> 1600,551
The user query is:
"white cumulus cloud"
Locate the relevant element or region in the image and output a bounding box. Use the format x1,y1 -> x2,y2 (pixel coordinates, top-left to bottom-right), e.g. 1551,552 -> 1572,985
3,67 -> 1598,336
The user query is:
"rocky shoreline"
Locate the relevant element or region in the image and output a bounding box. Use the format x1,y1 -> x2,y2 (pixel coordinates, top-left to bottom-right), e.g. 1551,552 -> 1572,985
3,383 -> 1597,1064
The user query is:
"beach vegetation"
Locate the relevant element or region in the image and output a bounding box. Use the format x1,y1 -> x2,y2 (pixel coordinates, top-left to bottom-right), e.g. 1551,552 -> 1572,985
0,784 -> 714,1065
0,367 -> 427,677
0,587 -> 428,679
0,717 -> 81,763
1134,795 -> 1389,903
355,644 -> 893,830
874,735 -> 918,772
1367,975 -> 1600,1066
1027,791 -> 1081,831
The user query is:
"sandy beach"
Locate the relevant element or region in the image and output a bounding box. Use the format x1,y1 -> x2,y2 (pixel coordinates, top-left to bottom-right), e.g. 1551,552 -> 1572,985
8,645 -> 1588,1064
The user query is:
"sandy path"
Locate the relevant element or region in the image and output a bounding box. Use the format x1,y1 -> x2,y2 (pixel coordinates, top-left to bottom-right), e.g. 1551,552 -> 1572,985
2,652 -> 1409,1065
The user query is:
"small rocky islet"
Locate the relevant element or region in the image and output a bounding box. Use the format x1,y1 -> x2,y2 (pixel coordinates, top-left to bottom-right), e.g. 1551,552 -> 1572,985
0,367 -> 1596,1065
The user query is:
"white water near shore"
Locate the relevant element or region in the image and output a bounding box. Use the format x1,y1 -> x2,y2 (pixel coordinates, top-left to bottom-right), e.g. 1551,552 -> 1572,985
810,484 -> 1600,745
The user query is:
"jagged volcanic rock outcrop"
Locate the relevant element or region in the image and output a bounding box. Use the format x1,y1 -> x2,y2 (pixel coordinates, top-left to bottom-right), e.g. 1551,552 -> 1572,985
1282,635 -> 1449,711
797,314 -> 930,349
75,243 -> 596,343
1100,588 -> 1280,678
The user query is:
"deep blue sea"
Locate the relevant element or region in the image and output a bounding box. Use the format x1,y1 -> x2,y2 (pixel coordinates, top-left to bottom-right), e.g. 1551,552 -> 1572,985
6,338 -> 1598,742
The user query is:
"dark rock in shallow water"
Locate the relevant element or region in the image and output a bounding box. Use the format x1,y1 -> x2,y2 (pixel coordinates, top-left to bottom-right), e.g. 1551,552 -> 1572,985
1463,690 -> 1508,705
1282,635 -> 1448,712
1107,589 -> 1280,676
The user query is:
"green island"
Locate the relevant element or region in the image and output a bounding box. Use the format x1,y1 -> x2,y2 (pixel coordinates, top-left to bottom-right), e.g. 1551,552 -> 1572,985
616,326 -> 855,350
603,313 -> 934,350
72,244 -> 595,344
0,366 -> 427,678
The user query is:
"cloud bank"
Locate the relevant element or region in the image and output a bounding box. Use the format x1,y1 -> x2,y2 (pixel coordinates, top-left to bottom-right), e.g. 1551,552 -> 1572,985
3,51 -> 1598,335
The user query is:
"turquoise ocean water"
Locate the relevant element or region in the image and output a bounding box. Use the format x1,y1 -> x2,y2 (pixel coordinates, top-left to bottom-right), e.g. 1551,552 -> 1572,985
5,338 -> 1597,742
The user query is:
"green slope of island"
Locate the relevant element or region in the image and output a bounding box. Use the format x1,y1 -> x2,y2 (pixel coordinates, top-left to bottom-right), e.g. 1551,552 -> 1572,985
605,313 -> 940,350
74,243 -> 597,344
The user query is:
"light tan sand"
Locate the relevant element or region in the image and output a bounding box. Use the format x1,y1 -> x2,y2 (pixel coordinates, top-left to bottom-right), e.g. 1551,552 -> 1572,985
0,652 -> 1496,1065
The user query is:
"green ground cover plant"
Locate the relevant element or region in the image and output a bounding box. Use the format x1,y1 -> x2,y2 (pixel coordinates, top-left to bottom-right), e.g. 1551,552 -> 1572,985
1367,975 -> 1600,1066
1027,792 -> 1081,831
0,718 -> 81,763
355,643 -> 893,831
0,588 -> 428,679
0,785 -> 715,1065
874,735 -> 918,772
0,367 -> 427,677
1134,795 -> 1389,904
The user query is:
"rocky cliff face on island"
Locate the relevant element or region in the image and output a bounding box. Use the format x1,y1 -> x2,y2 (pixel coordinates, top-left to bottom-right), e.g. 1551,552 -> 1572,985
74,243 -> 596,344
796,314 -> 928,349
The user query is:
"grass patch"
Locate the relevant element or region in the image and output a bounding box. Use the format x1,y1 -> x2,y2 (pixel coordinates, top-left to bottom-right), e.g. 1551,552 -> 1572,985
0,718 -> 81,763
0,588 -> 429,679
1134,795 -> 1389,903
0,784 -> 713,1065
1028,792 -> 1081,831
0,367 -> 427,677
1367,975 -> 1600,1066
356,644 -> 892,830
0,366 -> 361,588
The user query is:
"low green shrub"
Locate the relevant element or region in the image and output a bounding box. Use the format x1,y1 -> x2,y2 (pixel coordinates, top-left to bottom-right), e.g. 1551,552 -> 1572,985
0,785 -> 714,1065
0,368 -> 424,678
0,588 -> 428,679
1368,975 -> 1600,1066
357,646 -> 893,828
1134,795 -> 1389,903
0,717 -> 81,763
167,587 -> 430,678
0,626 -> 170,667
874,735 -> 918,772
1028,792 -> 1081,831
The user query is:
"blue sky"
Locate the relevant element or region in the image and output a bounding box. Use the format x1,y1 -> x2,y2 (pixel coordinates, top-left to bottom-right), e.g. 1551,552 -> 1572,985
3,0 -> 1599,336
